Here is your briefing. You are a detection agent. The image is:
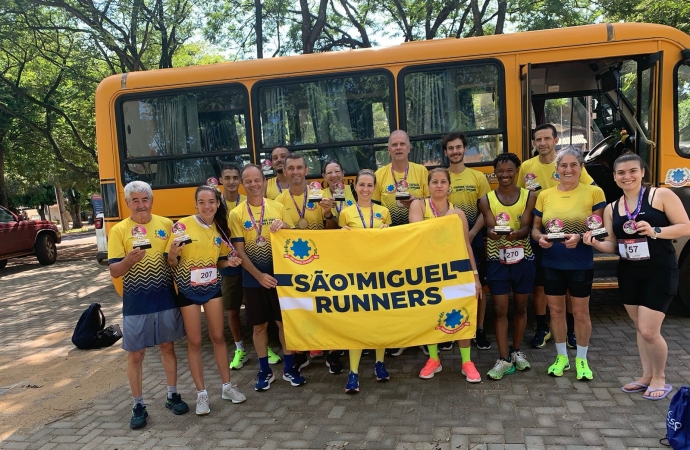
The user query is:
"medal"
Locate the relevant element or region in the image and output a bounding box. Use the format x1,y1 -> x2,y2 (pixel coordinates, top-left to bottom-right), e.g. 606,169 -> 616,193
356,203 -> 374,228
228,249 -> 238,258
247,199 -> 266,245
623,187 -> 645,235
290,189 -> 309,229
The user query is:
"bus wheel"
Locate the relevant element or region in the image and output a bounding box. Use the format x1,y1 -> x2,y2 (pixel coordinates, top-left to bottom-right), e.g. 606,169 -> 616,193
677,251 -> 690,313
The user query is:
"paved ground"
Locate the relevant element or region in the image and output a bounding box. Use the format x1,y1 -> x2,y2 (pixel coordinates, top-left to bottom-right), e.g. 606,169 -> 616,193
1,236 -> 689,449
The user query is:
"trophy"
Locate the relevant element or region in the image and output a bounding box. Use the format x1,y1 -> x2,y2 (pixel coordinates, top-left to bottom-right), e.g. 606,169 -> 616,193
308,181 -> 323,201
494,212 -> 512,235
332,182 -> 346,201
131,225 -> 152,250
524,173 -> 542,191
262,159 -> 273,175
546,218 -> 566,242
395,180 -> 410,199
206,177 -> 218,187
586,215 -> 608,241
172,222 -> 192,245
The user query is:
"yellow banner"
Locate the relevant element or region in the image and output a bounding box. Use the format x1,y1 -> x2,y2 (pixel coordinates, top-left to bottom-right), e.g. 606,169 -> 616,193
272,215 -> 477,351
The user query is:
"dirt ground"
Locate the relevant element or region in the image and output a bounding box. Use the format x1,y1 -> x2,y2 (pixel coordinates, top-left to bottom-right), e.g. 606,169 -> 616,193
0,234 -> 127,438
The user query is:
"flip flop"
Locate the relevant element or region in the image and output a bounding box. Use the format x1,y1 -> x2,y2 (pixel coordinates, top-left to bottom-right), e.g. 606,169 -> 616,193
621,381 -> 649,393
643,384 -> 673,400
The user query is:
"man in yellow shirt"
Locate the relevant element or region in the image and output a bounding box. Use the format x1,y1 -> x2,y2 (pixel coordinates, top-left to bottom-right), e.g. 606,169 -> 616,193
373,130 -> 429,227
518,124 -> 593,350
265,147 -> 291,200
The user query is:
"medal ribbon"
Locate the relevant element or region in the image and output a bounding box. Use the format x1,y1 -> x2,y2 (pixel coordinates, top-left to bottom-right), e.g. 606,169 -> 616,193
197,215 -> 236,254
391,164 -> 409,189
277,180 -> 289,193
624,187 -> 645,221
428,199 -> 450,218
355,203 -> 374,228
247,199 -> 265,238
290,189 -> 308,220
330,187 -> 344,214
222,194 -> 241,207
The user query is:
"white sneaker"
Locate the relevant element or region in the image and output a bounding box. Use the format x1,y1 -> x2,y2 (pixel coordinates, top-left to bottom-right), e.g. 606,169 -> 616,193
196,392 -> 210,415
222,383 -> 247,404
511,350 -> 531,371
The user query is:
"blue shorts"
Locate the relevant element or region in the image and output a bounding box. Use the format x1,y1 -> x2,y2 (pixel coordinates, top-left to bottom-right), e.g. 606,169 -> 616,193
122,308 -> 185,352
486,259 -> 536,295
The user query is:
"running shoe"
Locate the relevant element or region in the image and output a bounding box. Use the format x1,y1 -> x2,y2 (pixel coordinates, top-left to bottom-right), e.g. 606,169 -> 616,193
530,328 -> 551,349
567,330 -> 577,349
487,359 -> 515,380
419,345 -> 429,356
547,355 -> 570,377
575,357 -> 593,381
386,348 -> 405,357
439,341 -> 454,351
293,352 -> 310,371
474,329 -> 491,350
129,403 -> 148,429
374,361 -> 390,381
165,393 -> 189,415
222,384 -> 247,403
310,350 -> 324,358
255,370 -> 275,391
195,392 -> 210,415
511,350 -> 531,371
461,361 -> 482,383
345,371 -> 359,394
267,347 -> 282,365
326,352 -> 343,374
283,368 -> 307,386
419,358 -> 442,379
229,349 -> 248,370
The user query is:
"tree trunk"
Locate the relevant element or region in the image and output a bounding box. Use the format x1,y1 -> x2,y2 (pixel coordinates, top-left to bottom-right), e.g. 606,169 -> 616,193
55,185 -> 71,231
255,0 -> 263,58
495,0 -> 507,34
38,203 -> 47,221
0,140 -> 7,208
66,188 -> 83,228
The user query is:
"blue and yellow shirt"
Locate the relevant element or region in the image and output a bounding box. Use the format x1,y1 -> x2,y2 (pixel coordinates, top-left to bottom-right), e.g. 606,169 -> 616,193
338,203 -> 391,229
534,184 -> 606,270
373,162 -> 429,226
274,189 -> 325,230
449,168 -> 490,247
108,215 -> 177,316
486,189 -> 534,262
164,216 -> 230,303
518,155 -> 595,192
229,199 -> 295,287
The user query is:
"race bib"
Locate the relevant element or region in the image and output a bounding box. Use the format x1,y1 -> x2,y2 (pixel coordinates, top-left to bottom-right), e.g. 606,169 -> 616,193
618,238 -> 650,261
499,245 -> 524,264
190,266 -> 218,286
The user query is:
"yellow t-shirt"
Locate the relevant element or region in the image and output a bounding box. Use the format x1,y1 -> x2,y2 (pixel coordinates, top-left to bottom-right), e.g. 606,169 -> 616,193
229,199 -> 295,287
274,189 -> 325,230
321,185 -> 356,222
164,216 -> 230,303
338,203 -> 391,229
373,162 -> 429,226
108,215 -> 177,316
223,194 -> 246,212
449,168 -> 490,246
518,155 -> 595,191
486,189 -> 534,262
534,184 -> 606,270
265,177 -> 289,200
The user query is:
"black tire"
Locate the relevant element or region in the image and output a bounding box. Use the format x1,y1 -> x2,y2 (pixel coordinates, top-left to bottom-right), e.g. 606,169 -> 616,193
35,234 -> 57,265
0,259 -> 7,269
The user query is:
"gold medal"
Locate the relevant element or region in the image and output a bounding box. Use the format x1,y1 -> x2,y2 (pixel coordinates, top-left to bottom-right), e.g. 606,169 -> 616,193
297,218 -> 309,229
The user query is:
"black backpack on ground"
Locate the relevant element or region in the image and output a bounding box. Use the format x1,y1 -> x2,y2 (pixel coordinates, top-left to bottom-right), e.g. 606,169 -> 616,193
71,303 -> 122,349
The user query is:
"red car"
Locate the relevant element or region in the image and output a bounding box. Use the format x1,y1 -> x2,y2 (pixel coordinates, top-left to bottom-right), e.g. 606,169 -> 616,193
0,205 -> 61,269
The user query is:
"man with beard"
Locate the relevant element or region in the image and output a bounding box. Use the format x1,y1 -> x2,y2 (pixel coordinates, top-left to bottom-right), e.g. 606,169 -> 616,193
265,147 -> 291,200
444,132 -> 491,351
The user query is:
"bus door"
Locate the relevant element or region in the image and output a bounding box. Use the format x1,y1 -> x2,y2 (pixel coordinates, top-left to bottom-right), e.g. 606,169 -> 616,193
636,52 -> 662,184
520,64 -> 532,161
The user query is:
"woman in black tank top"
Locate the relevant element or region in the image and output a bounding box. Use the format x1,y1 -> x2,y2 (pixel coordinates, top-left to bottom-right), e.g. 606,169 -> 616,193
583,153 -> 690,400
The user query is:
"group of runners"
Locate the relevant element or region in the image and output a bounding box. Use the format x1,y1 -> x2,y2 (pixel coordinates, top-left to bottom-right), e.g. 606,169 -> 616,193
108,124 -> 690,430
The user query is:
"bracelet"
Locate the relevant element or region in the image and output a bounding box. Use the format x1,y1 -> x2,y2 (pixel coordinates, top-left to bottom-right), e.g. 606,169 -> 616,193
473,270 -> 479,275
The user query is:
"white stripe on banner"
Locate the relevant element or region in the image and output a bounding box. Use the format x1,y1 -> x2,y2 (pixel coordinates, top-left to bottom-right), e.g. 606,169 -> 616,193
441,283 -> 477,301
279,297 -> 314,311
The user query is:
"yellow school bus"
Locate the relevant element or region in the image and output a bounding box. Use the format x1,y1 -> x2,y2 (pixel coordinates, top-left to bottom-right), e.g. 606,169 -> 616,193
95,23 -> 690,306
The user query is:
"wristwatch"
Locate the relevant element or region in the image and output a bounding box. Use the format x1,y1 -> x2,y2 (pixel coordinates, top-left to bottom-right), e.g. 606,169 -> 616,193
651,226 -> 661,239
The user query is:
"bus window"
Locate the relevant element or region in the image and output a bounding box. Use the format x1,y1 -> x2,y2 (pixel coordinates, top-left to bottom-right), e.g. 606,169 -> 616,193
119,85 -> 250,187
538,97 -> 605,152
401,62 -> 504,166
255,72 -> 393,176
677,64 -> 690,155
